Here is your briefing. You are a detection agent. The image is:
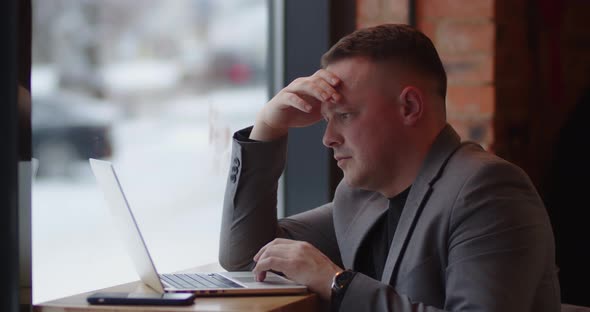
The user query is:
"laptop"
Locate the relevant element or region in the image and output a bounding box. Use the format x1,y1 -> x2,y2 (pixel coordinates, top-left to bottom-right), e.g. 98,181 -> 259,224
89,158 -> 307,296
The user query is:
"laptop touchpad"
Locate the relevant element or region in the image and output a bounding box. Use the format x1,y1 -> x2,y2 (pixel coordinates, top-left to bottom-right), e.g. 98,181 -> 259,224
234,276 -> 290,285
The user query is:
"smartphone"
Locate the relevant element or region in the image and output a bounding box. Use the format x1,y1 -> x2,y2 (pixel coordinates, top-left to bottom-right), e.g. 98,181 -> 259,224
87,292 -> 196,306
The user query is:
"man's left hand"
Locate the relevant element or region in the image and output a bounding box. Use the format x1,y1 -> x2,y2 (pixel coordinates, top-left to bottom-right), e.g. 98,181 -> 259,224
252,238 -> 342,300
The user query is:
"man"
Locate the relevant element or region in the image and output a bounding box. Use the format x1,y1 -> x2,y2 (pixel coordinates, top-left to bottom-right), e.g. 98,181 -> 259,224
219,24 -> 560,311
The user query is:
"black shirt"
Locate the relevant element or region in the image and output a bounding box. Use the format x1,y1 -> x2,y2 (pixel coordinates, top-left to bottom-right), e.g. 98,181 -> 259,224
354,186 -> 411,280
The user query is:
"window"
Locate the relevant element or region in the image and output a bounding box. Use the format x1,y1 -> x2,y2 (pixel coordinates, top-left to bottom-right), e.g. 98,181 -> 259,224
31,0 -> 268,303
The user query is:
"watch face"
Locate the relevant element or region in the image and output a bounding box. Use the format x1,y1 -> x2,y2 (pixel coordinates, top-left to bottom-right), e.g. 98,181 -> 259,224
333,270 -> 356,292
336,270 -> 355,283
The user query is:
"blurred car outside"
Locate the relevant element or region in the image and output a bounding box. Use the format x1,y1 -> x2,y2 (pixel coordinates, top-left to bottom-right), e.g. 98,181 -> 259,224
204,1 -> 267,87
32,92 -> 121,177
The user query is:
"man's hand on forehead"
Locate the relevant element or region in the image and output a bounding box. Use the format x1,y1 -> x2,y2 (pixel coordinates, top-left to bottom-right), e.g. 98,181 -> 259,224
317,69 -> 343,103
250,69 -> 344,141
284,69 -> 343,107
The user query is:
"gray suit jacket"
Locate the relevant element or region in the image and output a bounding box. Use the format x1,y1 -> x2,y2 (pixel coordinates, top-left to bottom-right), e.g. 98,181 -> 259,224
219,125 -> 561,311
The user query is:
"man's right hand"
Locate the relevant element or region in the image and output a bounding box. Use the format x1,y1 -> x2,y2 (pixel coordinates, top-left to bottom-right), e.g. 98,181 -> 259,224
250,69 -> 342,141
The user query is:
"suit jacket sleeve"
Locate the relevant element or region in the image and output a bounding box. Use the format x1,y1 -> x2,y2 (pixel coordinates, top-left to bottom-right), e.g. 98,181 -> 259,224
339,160 -> 559,312
219,127 -> 342,271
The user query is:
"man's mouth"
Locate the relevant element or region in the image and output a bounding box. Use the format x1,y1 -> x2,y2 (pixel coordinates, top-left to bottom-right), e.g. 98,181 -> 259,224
334,156 -> 352,166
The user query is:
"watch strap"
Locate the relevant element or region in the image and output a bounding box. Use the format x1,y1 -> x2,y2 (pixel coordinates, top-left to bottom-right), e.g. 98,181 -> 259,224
331,270 -> 357,312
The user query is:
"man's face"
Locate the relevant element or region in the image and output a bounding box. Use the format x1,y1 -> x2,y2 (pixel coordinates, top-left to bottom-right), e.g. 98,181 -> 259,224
322,57 -> 406,192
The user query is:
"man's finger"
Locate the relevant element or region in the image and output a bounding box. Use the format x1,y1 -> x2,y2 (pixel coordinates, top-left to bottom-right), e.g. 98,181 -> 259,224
283,92 -> 313,112
313,69 -> 341,86
313,78 -> 341,102
295,79 -> 332,103
255,270 -> 267,282
253,256 -> 288,279
254,244 -> 292,264
253,238 -> 293,262
285,76 -> 337,104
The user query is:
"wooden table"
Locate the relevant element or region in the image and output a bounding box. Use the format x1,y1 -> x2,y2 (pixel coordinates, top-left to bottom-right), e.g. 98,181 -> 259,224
33,263 -> 320,312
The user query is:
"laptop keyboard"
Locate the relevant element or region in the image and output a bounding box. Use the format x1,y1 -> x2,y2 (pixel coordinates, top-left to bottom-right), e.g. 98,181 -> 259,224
161,273 -> 244,289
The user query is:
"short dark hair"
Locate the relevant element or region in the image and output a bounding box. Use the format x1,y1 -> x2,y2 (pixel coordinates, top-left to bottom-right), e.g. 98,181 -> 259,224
321,24 -> 447,99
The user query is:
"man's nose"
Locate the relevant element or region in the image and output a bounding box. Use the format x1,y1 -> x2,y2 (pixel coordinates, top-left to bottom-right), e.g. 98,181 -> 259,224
322,122 -> 342,148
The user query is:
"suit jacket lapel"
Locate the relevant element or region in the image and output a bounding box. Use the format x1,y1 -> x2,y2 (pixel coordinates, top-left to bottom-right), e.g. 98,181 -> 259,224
338,192 -> 389,269
381,124 -> 463,284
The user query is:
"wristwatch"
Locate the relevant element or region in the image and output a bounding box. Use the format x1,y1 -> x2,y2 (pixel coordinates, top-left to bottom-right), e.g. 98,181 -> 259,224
330,270 -> 357,312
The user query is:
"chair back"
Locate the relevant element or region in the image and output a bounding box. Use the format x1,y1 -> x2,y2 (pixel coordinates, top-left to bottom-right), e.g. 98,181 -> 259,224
562,304 -> 590,312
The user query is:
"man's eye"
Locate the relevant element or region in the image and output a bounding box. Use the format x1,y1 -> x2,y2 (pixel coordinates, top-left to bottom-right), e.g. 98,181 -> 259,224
339,113 -> 351,120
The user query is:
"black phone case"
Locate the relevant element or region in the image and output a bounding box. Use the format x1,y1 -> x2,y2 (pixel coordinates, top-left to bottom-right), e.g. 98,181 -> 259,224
87,292 -> 195,306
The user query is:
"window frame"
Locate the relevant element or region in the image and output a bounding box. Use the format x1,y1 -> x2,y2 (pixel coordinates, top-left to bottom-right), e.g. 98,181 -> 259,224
1,0 -> 21,310
279,0 -> 355,216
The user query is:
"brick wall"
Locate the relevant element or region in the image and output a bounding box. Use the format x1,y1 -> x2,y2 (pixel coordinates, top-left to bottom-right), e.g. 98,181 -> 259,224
357,0 -> 408,28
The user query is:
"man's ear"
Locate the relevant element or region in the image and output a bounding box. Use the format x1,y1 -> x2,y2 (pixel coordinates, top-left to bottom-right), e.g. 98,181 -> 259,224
398,86 -> 423,126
